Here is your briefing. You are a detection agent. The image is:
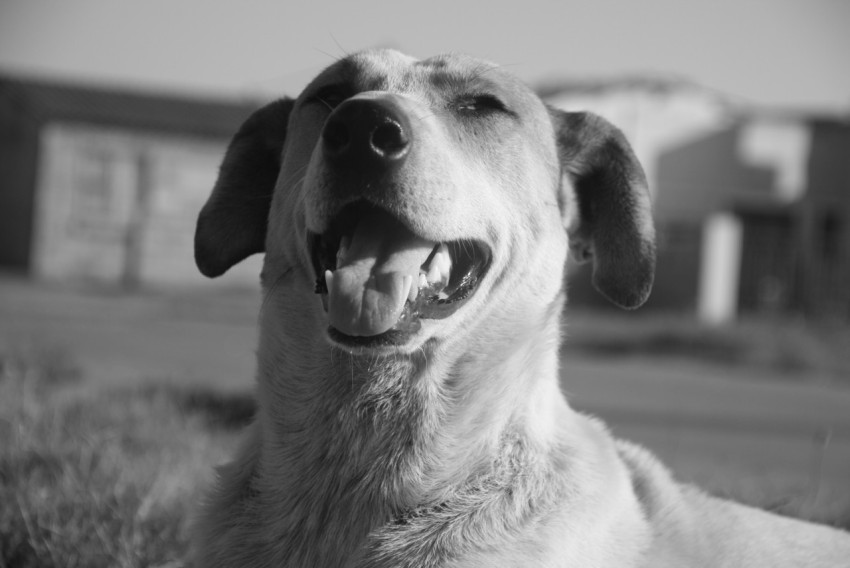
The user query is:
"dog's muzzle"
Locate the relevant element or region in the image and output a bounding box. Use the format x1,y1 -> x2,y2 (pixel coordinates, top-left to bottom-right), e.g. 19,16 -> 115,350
310,202 -> 490,343
307,98 -> 491,345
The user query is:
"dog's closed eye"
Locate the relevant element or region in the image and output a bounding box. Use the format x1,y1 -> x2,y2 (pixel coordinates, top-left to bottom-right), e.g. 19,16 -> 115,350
453,93 -> 513,117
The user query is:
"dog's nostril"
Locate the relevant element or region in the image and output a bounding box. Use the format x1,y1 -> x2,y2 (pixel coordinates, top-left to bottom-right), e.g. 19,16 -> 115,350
323,119 -> 350,154
322,100 -> 412,166
371,121 -> 409,157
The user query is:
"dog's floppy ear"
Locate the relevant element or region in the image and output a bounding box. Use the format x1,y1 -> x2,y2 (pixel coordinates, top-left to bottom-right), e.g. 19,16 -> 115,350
549,108 -> 655,309
195,98 -> 294,277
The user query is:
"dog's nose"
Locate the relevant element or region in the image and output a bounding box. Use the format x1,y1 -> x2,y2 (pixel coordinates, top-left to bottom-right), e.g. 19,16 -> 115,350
322,98 -> 411,171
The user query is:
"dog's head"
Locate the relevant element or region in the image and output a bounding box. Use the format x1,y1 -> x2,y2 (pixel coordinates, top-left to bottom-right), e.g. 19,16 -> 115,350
195,49 -> 654,353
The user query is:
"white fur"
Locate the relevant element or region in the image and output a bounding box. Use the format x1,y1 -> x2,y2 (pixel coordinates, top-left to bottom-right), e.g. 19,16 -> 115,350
192,49 -> 850,567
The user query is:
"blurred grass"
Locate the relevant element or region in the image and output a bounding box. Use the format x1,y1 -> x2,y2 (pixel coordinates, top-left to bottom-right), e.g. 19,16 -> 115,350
0,343 -> 249,568
1,310 -> 848,566
564,312 -> 850,383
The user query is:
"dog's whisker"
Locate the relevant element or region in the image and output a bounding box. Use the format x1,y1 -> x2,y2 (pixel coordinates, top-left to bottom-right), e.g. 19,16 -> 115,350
328,33 -> 351,60
277,163 -> 310,189
314,45 -> 347,64
316,98 -> 335,112
258,266 -> 293,317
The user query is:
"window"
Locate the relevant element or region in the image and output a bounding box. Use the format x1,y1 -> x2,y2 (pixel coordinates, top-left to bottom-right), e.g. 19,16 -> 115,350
69,148 -> 114,231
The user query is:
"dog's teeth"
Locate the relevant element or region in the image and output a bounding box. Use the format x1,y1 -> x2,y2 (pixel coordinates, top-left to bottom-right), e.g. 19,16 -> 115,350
401,274 -> 416,305
407,275 -> 419,303
426,243 -> 451,286
426,264 -> 440,285
418,273 -> 428,290
324,270 -> 334,294
435,243 -> 451,277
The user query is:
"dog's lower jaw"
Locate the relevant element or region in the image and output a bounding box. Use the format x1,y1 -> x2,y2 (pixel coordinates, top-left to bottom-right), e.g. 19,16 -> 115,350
196,294 -> 597,567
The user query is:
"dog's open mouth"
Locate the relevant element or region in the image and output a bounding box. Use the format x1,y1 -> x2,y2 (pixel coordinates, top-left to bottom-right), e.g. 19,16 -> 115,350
309,202 -> 490,343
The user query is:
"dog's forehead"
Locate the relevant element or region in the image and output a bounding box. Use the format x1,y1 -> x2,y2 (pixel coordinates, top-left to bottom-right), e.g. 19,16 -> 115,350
305,49 -> 535,103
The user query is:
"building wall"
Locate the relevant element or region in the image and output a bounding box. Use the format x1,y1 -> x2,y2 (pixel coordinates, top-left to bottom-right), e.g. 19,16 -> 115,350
655,126 -> 776,221
798,121 -> 850,318
547,86 -> 850,319
546,86 -> 732,202
32,122 -> 262,288
0,94 -> 40,269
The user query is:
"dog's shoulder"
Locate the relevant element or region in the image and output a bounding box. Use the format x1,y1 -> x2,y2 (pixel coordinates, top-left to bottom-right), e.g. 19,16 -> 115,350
615,439 -> 850,567
191,422 -> 269,567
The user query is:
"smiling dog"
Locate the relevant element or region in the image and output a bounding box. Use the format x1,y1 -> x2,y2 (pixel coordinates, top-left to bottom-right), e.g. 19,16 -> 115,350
193,49 -> 850,567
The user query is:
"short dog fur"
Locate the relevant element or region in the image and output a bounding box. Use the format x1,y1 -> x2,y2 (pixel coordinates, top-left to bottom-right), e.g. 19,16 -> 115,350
193,49 -> 850,567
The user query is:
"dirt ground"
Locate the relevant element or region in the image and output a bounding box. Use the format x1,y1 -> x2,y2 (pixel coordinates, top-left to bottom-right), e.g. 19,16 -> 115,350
2,275 -> 849,523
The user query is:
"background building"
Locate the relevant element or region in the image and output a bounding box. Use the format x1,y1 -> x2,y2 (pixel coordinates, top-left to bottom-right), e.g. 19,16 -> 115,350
2,73 -> 848,320
0,75 -> 262,288
545,79 -> 850,322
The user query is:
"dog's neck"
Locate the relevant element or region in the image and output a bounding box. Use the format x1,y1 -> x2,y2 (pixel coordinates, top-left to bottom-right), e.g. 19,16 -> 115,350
250,284 -> 572,563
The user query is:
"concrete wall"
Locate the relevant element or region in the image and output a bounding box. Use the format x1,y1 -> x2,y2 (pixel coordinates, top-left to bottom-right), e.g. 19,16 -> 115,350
31,122 -> 263,288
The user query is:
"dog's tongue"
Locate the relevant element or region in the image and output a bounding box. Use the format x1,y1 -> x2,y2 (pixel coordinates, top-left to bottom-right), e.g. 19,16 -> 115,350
328,210 -> 434,337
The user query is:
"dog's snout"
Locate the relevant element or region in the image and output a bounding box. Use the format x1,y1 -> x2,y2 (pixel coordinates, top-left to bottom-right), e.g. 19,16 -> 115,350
322,98 -> 411,171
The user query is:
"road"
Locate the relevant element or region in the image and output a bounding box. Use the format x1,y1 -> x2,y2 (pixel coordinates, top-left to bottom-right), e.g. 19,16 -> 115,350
2,275 -> 848,522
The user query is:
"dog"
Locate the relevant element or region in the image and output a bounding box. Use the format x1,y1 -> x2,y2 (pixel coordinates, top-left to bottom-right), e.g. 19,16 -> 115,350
192,49 -> 850,567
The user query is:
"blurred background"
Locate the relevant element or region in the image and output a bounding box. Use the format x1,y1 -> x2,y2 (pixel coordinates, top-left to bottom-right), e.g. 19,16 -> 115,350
1,1 -> 848,566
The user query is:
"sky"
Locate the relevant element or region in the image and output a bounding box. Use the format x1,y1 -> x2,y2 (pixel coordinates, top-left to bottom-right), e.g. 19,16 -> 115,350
1,0 -> 849,113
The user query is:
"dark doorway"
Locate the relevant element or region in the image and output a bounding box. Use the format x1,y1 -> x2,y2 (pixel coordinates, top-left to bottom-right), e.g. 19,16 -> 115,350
737,210 -> 797,315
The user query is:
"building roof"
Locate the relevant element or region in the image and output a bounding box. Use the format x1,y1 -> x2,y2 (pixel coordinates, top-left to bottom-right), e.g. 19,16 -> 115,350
0,74 -> 263,139
538,75 -> 850,123
537,74 -> 714,99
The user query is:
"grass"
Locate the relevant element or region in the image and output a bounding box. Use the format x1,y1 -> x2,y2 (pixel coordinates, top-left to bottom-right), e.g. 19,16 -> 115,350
564,311 -> 850,383
0,343 -> 250,568
1,318 -> 848,566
